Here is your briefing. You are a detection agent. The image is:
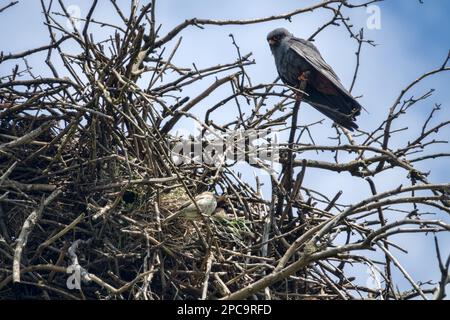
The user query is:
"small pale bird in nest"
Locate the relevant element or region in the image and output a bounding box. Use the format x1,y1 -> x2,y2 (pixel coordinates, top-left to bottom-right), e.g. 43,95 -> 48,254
164,192 -> 226,223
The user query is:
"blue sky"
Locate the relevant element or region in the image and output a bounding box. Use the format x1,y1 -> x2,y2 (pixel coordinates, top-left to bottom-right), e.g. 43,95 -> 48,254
1,0 -> 449,297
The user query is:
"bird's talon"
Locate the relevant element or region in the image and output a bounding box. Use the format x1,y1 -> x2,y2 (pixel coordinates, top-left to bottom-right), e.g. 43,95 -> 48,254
298,71 -> 310,82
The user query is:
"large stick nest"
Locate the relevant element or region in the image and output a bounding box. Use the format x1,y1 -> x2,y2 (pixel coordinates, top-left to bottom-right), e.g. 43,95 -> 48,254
1,0 -> 449,300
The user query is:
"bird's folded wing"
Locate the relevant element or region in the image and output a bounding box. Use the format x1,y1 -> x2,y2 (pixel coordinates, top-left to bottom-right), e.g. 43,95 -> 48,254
288,37 -> 349,95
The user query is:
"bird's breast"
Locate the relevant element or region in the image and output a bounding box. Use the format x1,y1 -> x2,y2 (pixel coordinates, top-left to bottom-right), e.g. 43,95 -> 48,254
274,46 -> 311,88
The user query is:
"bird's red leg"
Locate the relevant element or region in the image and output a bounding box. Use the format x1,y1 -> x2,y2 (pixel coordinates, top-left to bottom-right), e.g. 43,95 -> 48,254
295,71 -> 310,101
298,72 -> 309,82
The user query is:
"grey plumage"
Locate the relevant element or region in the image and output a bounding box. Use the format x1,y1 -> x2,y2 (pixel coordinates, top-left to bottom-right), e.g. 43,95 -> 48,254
267,28 -> 362,131
164,192 -> 219,223
178,191 -> 217,219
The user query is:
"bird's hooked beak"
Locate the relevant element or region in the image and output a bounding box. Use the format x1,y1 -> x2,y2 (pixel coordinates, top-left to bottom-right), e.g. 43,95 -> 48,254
268,38 -> 276,46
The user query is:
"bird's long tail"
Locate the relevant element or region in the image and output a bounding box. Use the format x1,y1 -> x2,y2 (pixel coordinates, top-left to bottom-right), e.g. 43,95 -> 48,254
305,87 -> 362,131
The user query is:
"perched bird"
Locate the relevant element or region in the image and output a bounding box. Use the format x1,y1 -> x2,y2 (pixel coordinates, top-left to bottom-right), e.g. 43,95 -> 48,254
164,192 -> 225,223
267,28 -> 363,131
